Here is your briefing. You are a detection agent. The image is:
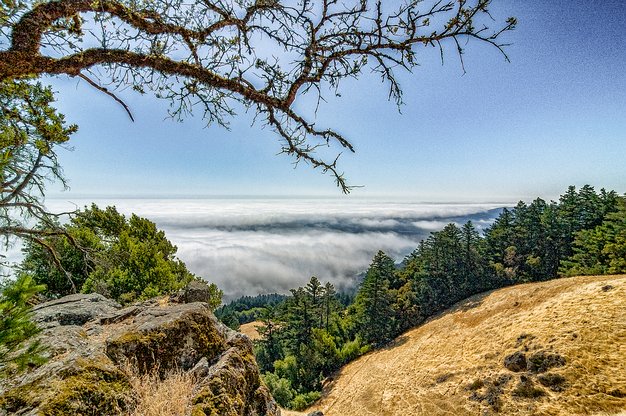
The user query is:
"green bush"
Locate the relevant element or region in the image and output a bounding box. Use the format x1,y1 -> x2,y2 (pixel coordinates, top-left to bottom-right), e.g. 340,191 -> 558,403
0,274 -> 46,377
261,373 -> 294,408
290,391 -> 322,410
273,355 -> 298,383
339,337 -> 370,364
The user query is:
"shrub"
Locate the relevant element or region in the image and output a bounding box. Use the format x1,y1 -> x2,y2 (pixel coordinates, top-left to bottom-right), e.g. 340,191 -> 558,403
537,373 -> 567,391
290,391 -> 322,411
21,205 -> 222,306
0,274 -> 46,377
339,337 -> 370,364
512,376 -> 545,399
261,373 -> 294,408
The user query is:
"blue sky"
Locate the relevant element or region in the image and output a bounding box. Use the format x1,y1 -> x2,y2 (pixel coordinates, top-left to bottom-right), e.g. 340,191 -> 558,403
45,1 -> 626,202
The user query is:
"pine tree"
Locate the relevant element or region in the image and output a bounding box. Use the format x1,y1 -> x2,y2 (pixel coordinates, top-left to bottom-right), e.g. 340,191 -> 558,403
352,251 -> 396,346
20,204 -> 217,305
305,276 -> 323,328
0,274 -> 46,377
460,221 -> 485,293
256,305 -> 283,373
321,282 -> 337,331
561,197 -> 626,276
286,287 -> 314,350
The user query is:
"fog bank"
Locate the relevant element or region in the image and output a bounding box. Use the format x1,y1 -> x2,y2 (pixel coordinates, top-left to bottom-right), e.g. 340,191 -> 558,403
44,198 -> 503,300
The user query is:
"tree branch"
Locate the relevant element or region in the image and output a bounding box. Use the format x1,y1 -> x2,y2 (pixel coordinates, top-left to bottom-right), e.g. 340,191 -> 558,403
77,73 -> 135,122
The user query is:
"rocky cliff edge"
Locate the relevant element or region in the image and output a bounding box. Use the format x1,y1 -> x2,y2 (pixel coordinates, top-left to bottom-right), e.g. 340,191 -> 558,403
0,292 -> 280,416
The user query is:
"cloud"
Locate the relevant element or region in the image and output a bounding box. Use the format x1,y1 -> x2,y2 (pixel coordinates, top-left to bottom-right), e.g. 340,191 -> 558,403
41,198 -> 503,300
171,229 -> 419,298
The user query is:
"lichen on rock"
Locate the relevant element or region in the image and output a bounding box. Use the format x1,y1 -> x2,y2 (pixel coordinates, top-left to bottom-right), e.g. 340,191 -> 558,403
0,293 -> 279,416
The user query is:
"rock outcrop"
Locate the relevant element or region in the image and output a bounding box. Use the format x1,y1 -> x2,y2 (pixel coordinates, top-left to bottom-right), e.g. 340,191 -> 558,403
0,293 -> 279,416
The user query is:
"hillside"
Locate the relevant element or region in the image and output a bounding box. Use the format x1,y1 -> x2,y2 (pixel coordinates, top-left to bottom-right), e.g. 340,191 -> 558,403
240,321 -> 264,341
288,275 -> 626,416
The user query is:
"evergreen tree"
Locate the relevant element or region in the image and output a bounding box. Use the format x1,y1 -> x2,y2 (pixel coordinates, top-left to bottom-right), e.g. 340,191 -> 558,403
561,197 -> 626,276
460,221 -> 485,292
351,251 -> 396,346
321,281 -> 338,331
21,204 -> 221,305
484,207 -> 516,282
305,276 -> 324,328
285,287 -> 315,351
484,186 -> 620,284
255,305 -> 283,373
0,274 -> 46,377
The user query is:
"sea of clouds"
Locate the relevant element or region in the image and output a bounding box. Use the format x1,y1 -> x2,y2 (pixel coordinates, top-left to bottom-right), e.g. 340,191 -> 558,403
34,198 -> 504,300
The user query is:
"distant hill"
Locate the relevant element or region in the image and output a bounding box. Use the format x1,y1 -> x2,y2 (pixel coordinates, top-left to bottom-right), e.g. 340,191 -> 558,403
288,275 -> 626,416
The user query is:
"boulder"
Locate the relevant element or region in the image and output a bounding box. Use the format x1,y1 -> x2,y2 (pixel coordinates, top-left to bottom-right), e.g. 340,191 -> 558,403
32,293 -> 121,327
171,280 -> 215,304
503,351 -> 527,372
0,294 -> 279,416
105,302 -> 228,373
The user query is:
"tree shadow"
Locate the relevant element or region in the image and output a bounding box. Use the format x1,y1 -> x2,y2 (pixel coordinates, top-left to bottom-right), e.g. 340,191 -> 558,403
382,335 -> 410,350
435,288 -> 501,318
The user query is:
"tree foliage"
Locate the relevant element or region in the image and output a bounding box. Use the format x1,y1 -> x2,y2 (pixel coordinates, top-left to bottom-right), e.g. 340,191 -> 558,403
0,80 -> 77,265
0,273 -> 46,377
21,204 -> 221,305
560,198 -> 626,276
347,251 -> 396,346
252,275 -> 365,409
484,186 -> 620,283
0,0 -> 515,191
215,292 -> 287,329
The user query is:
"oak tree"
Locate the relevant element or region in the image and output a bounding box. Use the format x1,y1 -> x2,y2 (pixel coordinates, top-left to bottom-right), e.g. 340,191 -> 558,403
0,80 -> 77,267
1,0 -> 515,191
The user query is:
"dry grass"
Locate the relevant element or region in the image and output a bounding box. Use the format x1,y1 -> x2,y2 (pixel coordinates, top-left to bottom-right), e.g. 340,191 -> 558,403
297,275 -> 626,416
123,364 -> 197,416
240,321 -> 264,341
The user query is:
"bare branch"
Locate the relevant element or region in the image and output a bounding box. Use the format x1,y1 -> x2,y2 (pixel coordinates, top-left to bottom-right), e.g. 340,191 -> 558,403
77,73 -> 135,121
0,0 -> 516,192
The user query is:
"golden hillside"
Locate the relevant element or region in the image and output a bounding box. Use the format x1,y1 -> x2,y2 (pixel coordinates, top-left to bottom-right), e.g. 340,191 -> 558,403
286,275 -> 626,416
240,321 -> 264,341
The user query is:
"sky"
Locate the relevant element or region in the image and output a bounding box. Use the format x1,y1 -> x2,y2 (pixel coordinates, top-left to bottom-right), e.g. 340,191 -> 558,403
3,1 -> 625,296
40,0 -> 626,202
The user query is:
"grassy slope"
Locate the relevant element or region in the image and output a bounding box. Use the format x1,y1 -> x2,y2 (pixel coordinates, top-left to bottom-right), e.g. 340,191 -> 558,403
284,275 -> 626,416
239,321 -> 264,341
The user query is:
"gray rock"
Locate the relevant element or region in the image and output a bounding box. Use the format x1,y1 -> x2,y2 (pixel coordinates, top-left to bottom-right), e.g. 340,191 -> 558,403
99,305 -> 141,325
172,280 -> 215,304
190,356 -> 210,378
32,293 -> 121,327
308,411 -> 324,416
1,294 -> 279,416
105,302 -> 228,373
